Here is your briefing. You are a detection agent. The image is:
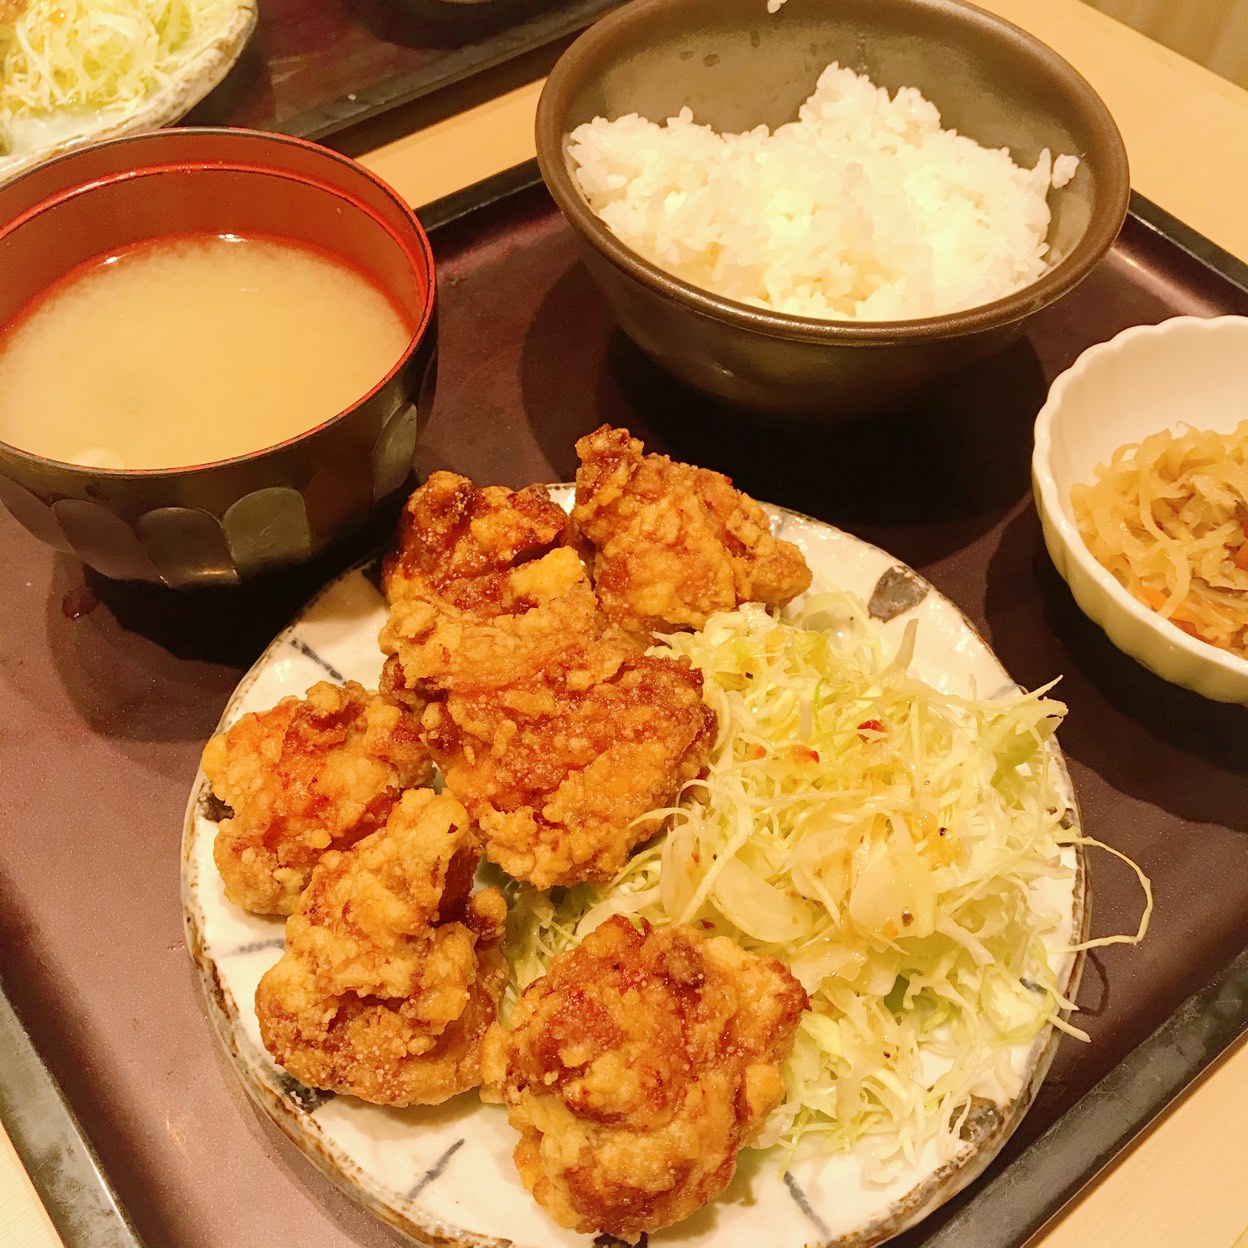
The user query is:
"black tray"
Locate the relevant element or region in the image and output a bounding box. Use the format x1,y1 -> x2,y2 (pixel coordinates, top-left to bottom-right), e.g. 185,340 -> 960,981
1,169 -> 1245,1248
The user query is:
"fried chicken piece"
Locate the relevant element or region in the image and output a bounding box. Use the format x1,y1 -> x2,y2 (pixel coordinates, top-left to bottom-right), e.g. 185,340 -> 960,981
572,425 -> 813,632
482,917 -> 808,1241
381,546 -> 716,887
426,652 -> 716,887
255,788 -> 507,1106
203,681 -> 432,915
382,470 -> 570,604
378,469 -> 719,888
380,547 -> 629,709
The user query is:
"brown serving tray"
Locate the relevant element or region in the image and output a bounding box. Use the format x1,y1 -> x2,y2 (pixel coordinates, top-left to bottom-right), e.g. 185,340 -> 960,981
1,172 -> 1246,1248
186,0 -> 626,139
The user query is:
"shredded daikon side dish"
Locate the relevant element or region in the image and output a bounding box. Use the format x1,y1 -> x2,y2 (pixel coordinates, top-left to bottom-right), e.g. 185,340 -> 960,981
1072,421 -> 1248,657
501,595 -> 1150,1175
0,0 -> 234,141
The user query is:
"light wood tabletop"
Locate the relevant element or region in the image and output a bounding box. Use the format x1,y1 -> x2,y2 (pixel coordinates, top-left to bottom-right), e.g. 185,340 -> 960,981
0,1123 -> 64,1248
5,0 -> 1247,1245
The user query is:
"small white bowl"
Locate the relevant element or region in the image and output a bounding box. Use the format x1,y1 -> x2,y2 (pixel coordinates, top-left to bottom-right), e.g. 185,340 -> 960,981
1032,314 -> 1248,704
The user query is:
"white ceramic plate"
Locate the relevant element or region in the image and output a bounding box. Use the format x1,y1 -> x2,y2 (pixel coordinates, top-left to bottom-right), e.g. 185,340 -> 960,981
1032,314 -> 1248,703
0,1 -> 257,185
182,492 -> 1086,1248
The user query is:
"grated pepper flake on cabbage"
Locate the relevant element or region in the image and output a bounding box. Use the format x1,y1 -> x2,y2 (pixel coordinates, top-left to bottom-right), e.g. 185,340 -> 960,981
499,593 -> 1150,1177
0,0 -> 235,144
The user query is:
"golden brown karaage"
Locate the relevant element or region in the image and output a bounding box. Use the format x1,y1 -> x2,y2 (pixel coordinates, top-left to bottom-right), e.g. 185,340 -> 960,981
255,788 -> 507,1105
203,680 -> 433,915
482,916 -> 808,1241
572,424 -> 813,632
379,546 -> 716,888
382,469 -> 570,604
380,547 -> 628,712
425,651 -> 716,888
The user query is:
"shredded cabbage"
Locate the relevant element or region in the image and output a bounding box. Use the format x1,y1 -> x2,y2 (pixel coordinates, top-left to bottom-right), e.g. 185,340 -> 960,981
0,0 -> 235,139
500,594 -> 1150,1176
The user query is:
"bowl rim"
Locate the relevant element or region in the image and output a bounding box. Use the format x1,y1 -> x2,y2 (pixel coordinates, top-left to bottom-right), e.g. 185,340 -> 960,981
535,0 -> 1130,344
0,126 -> 437,480
1031,313 -> 1248,687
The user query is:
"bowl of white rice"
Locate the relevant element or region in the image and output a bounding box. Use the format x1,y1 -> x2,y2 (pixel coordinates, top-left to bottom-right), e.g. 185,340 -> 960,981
536,0 -> 1129,416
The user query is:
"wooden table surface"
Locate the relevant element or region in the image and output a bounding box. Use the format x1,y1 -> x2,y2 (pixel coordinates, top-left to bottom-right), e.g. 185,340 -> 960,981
4,0 -> 1247,1245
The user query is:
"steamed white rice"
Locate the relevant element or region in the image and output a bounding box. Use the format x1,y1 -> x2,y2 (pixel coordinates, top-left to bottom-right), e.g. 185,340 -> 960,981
567,63 -> 1079,321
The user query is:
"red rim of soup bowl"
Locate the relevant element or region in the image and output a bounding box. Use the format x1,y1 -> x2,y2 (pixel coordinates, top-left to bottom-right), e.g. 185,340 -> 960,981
0,127 -> 437,478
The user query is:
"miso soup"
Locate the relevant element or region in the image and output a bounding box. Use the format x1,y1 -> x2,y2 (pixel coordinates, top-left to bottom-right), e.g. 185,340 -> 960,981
0,232 -> 415,470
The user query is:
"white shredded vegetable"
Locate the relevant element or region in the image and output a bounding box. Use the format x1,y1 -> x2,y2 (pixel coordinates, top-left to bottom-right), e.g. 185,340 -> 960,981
0,0 -> 234,139
500,594 -> 1150,1175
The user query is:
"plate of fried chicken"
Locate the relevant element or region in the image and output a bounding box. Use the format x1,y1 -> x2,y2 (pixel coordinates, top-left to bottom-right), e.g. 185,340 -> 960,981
183,426 -> 1086,1248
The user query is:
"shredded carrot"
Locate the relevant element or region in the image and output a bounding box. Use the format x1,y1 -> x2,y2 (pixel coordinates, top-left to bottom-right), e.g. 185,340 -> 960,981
1072,420 -> 1248,658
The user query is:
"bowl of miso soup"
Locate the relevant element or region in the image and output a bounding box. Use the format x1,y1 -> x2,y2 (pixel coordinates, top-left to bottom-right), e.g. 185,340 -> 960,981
0,128 -> 437,585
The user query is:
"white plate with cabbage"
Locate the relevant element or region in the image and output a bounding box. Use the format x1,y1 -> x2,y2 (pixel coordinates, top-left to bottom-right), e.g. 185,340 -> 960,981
183,491 -> 1136,1248
0,0 -> 257,183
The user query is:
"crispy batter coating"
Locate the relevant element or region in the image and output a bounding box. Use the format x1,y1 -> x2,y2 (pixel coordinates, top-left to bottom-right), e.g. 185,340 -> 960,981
380,547 -> 629,709
255,788 -> 508,1106
572,425 -> 813,632
380,549 -> 716,888
426,652 -> 715,888
382,470 -> 570,604
482,917 -> 808,1241
203,681 -> 433,915
378,463 -> 720,888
